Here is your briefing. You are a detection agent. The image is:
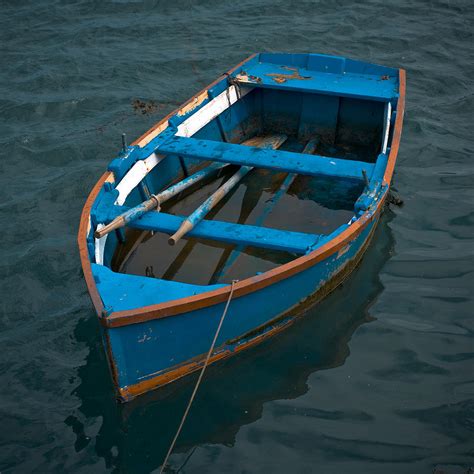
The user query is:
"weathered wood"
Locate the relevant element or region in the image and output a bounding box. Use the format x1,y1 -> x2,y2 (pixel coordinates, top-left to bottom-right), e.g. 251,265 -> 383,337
157,136 -> 374,181
168,134 -> 288,245
94,162 -> 228,239
106,207 -> 320,253
233,61 -> 398,101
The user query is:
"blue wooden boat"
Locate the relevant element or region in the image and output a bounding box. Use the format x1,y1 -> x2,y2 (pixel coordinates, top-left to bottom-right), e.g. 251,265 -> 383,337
78,53 -> 405,402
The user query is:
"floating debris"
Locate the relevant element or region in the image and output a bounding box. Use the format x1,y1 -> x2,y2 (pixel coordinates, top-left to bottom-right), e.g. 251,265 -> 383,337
132,99 -> 159,115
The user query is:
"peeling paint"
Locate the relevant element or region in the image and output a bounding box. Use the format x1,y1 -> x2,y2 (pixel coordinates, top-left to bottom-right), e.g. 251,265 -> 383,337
177,90 -> 208,116
234,71 -> 262,84
266,66 -> 311,84
337,244 -> 350,258
138,333 -> 152,343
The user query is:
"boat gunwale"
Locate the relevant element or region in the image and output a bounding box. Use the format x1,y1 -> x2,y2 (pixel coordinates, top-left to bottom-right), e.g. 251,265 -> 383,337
77,58 -> 405,329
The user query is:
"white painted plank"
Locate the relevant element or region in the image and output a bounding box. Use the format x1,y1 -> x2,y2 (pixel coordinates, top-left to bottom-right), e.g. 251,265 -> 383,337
94,224 -> 107,265
381,102 -> 392,154
115,85 -> 250,206
176,85 -> 251,138
115,152 -> 163,205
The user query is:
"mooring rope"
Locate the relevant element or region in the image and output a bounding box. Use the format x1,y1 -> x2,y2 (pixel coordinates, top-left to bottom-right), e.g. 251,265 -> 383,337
159,279 -> 239,473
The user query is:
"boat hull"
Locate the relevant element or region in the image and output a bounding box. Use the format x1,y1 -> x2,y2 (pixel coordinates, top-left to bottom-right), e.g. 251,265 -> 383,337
78,52 -> 405,402
104,209 -> 381,402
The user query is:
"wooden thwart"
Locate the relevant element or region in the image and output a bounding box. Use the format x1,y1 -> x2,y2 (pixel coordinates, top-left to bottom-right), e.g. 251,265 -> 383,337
106,207 -> 320,253
157,136 -> 374,181
168,134 -> 288,246
233,60 -> 397,101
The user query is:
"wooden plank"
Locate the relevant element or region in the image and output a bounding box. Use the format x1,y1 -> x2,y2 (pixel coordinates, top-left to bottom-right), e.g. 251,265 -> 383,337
381,102 -> 392,154
157,136 -> 374,181
233,62 -> 397,102
168,134 -> 287,245
114,152 -> 163,205
107,207 -> 320,254
176,84 -> 251,138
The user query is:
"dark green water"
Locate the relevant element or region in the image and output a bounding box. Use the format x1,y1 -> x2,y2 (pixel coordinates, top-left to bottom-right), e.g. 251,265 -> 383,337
1,1 -> 473,472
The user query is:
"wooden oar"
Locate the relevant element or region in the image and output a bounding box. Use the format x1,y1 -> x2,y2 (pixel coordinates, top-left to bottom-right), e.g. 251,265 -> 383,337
168,134 -> 288,246
94,162 -> 228,239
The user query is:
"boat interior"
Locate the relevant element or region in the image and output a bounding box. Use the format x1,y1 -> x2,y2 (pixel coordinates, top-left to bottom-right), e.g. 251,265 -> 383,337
89,53 -> 399,308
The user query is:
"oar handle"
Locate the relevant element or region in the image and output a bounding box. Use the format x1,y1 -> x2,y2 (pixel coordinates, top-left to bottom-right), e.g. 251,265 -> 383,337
168,220 -> 194,246
94,195 -> 159,239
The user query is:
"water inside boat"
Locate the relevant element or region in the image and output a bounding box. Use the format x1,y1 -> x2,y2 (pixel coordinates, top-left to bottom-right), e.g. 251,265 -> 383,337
111,84 -> 387,285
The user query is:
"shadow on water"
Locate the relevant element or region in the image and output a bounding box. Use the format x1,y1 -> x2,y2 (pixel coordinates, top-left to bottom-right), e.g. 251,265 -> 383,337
70,208 -> 396,472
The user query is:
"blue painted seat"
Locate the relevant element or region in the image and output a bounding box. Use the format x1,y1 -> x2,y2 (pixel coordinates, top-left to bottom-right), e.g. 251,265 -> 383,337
108,206 -> 321,254
157,137 -> 374,181
232,60 -> 398,102
92,263 -> 226,312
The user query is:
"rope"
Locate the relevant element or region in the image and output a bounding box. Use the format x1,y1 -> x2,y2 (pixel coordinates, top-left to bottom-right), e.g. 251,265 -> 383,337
159,279 -> 239,473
